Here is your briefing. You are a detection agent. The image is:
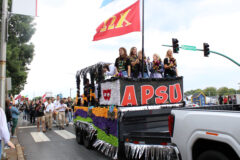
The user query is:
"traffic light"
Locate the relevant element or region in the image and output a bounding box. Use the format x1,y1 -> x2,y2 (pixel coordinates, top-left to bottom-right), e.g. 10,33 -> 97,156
172,38 -> 179,53
203,43 -> 210,57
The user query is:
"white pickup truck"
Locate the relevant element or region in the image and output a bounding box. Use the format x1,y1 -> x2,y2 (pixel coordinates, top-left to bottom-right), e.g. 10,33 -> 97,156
170,105 -> 240,160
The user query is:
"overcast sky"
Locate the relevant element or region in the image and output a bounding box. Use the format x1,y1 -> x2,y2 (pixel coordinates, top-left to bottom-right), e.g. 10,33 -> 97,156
20,0 -> 240,98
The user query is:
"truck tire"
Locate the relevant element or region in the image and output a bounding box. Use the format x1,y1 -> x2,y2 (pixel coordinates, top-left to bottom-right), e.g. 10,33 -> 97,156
76,130 -> 83,145
83,133 -> 91,149
197,150 -> 229,160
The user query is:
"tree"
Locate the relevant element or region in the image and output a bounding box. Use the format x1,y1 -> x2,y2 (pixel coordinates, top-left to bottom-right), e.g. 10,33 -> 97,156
228,88 -> 236,95
193,89 -> 203,95
184,89 -> 203,96
185,87 -> 239,97
237,90 -> 240,94
203,87 -> 217,96
217,87 -> 229,96
1,1 -> 36,95
184,90 -> 195,96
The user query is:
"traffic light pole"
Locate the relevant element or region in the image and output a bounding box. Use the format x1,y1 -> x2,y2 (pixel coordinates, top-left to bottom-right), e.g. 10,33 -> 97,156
162,44 -> 240,67
209,50 -> 240,67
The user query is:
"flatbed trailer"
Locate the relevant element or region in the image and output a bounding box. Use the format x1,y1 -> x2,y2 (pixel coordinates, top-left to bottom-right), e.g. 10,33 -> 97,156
74,104 -> 182,159
74,62 -> 184,159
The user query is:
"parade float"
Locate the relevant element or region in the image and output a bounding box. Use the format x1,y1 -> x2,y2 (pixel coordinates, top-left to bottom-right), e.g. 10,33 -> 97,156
73,62 -> 184,160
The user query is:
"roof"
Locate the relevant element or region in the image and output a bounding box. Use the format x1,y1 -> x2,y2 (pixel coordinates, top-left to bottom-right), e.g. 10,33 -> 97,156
192,92 -> 206,99
76,62 -> 111,78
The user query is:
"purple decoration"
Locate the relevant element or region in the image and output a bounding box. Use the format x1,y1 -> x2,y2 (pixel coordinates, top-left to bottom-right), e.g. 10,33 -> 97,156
90,114 -> 118,137
74,109 -> 88,118
75,109 -> 118,137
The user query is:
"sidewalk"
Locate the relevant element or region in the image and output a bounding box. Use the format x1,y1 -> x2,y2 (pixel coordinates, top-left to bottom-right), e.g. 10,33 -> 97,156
3,128 -> 24,160
2,113 -> 25,160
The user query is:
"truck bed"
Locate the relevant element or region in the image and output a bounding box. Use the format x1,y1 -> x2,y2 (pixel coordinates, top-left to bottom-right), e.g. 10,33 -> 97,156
117,104 -> 183,159
118,104 -> 183,144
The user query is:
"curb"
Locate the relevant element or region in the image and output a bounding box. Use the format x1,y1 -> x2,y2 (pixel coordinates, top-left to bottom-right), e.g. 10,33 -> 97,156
16,144 -> 24,160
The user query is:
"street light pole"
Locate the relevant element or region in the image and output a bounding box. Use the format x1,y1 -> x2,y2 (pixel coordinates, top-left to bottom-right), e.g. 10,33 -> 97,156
0,0 -> 8,110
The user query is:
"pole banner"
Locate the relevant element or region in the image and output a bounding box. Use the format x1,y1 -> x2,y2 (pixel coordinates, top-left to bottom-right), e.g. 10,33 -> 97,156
12,0 -> 38,17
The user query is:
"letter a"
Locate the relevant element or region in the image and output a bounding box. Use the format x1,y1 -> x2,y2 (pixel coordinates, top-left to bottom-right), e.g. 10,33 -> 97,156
121,85 -> 138,106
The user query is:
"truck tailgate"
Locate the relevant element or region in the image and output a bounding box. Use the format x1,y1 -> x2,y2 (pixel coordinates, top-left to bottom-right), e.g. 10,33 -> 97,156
118,105 -> 181,144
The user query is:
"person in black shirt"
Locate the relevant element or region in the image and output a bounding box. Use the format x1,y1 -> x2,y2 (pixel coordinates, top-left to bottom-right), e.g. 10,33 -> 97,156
228,95 -> 232,104
129,47 -> 139,78
218,95 -> 223,105
66,97 -> 73,123
164,49 -> 178,78
29,101 -> 36,124
36,100 -> 46,132
137,50 -> 149,78
115,47 -> 131,77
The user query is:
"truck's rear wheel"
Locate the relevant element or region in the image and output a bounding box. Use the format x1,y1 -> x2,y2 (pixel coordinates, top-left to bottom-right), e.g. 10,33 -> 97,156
83,133 -> 91,149
197,150 -> 229,160
76,130 -> 83,145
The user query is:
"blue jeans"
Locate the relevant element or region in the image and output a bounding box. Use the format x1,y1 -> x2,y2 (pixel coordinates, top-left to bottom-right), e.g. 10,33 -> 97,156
138,72 -> 149,78
121,71 -> 128,77
68,112 -> 72,122
120,71 -> 128,77
0,140 -> 2,160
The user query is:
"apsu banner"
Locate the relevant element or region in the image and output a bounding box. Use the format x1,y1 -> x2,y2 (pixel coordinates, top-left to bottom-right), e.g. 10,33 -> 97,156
100,77 -> 183,107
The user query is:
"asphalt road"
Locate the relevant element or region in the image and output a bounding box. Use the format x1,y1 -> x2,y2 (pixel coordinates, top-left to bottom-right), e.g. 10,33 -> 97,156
17,116 -> 110,160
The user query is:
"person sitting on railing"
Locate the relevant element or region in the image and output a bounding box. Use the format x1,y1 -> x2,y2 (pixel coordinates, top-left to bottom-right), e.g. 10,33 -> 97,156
150,53 -> 164,78
137,50 -> 149,78
164,49 -> 178,78
103,64 -> 116,77
115,47 -> 131,77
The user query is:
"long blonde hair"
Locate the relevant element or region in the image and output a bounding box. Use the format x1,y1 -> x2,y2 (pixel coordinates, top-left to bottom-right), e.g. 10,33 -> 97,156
138,50 -> 146,60
153,53 -> 161,62
166,49 -> 173,58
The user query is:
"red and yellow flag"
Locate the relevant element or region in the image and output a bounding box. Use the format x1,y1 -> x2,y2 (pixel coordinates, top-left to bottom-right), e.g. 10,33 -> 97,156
93,0 -> 140,41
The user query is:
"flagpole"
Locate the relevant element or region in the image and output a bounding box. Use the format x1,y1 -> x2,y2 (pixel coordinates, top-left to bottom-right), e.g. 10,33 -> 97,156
141,0 -> 144,78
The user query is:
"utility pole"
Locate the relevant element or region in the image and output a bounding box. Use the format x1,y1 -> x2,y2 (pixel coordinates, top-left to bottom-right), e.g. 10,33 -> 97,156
0,0 -> 7,110
0,0 -> 7,158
